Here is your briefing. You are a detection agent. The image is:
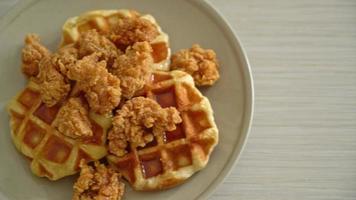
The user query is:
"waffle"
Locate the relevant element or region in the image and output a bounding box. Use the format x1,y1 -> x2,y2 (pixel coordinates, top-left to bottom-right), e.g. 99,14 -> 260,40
60,9 -> 171,71
7,81 -> 111,180
107,70 -> 219,191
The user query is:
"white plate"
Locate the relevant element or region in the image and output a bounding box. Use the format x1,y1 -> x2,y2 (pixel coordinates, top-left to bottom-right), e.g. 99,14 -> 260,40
0,0 -> 254,199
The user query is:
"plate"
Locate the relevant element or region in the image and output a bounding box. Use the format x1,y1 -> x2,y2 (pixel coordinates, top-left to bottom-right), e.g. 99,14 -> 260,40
0,0 -> 254,199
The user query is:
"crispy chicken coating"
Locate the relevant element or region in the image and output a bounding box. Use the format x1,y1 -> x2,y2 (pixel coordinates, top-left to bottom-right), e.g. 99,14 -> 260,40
109,17 -> 159,50
73,161 -> 125,200
170,44 -> 220,86
68,53 -> 121,115
53,98 -> 92,139
111,42 -> 153,99
52,44 -> 79,76
36,56 -> 70,107
78,30 -> 121,67
21,34 -> 51,77
108,97 -> 182,157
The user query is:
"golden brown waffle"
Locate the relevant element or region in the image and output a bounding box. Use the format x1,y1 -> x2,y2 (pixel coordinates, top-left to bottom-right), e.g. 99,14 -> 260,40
60,9 -> 171,71
107,70 -> 219,191
7,81 -> 111,180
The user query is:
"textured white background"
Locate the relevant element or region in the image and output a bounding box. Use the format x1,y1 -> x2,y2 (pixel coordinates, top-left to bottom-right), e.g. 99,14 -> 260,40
1,0 -> 356,199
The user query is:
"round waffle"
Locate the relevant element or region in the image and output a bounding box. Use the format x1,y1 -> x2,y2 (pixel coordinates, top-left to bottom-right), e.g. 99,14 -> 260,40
7,81 -> 111,180
60,9 -> 171,71
107,70 -> 219,191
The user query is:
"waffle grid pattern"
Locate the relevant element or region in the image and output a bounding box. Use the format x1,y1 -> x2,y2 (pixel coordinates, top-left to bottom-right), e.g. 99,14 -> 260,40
7,81 -> 109,180
107,70 -> 219,191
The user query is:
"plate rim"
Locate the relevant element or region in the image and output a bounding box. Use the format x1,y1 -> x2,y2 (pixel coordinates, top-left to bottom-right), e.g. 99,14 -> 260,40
0,0 -> 254,199
188,1 -> 254,199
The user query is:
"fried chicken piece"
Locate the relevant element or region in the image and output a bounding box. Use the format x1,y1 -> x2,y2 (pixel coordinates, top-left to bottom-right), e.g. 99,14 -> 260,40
53,98 -> 92,139
78,30 -> 121,67
111,42 -> 153,99
108,97 -> 182,157
36,56 -> 70,107
21,34 -> 51,77
73,160 -> 125,200
68,53 -> 121,115
52,44 -> 79,76
109,17 -> 159,50
170,44 -> 220,86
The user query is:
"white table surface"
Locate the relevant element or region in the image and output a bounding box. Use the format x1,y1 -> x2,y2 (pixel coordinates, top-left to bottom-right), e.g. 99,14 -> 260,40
1,0 -> 356,200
